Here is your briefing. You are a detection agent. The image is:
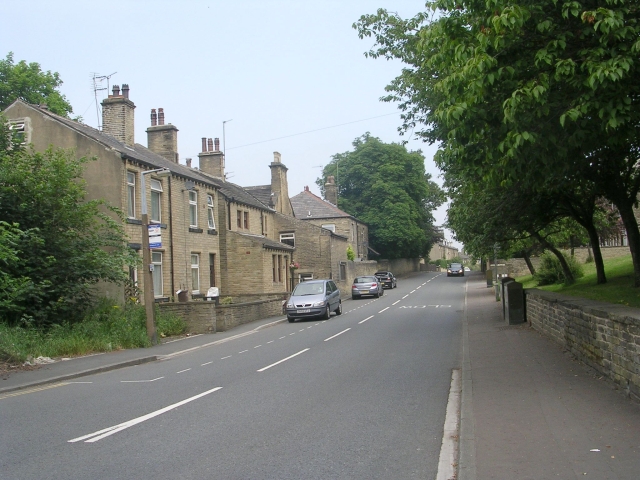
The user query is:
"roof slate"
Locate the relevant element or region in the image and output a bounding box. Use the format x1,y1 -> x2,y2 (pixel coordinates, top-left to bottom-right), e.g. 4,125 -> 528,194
9,100 -> 272,212
290,189 -> 355,220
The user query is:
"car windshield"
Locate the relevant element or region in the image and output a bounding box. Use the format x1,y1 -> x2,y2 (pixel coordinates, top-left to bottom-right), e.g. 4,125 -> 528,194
292,282 -> 325,296
450,264 -> 462,269
354,277 -> 376,284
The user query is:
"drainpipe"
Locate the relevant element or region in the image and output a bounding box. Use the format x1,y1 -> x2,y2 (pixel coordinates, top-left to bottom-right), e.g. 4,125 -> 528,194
168,177 -> 175,297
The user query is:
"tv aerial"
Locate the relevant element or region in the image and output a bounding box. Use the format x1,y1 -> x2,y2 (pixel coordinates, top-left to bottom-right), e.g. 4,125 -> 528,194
91,72 -> 117,129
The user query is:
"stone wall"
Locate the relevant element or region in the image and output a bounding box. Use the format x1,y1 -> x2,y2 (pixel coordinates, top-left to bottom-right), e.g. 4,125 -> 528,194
377,258 -> 421,276
525,289 -> 640,401
159,296 -> 285,334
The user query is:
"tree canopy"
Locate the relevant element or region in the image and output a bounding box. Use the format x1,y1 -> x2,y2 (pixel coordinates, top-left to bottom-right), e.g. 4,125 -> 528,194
355,0 -> 640,285
0,52 -> 74,117
316,134 -> 445,259
0,122 -> 137,327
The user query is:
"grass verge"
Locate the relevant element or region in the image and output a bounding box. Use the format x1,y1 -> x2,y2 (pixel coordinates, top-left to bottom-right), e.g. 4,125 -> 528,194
0,300 -> 186,365
516,254 -> 640,308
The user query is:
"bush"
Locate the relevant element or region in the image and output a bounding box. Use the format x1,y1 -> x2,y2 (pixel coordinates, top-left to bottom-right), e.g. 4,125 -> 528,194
534,252 -> 584,286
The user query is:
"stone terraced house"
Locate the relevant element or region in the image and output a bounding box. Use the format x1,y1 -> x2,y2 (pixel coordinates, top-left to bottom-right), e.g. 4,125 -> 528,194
3,85 -> 366,304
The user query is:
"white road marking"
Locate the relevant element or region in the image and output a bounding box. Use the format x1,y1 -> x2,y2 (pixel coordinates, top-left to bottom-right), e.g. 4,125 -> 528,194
279,336 -> 286,340
358,315 -> 374,324
67,381 -> 93,384
254,345 -> 262,349
267,341 -> 274,344
257,349 -> 310,372
201,361 -> 213,366
221,356 -> 232,360
289,333 -> 296,336
416,286 -> 422,289
324,328 -> 351,342
299,329 -> 305,332
176,368 -> 191,374
121,377 -> 164,383
378,307 -> 389,313
239,350 -> 248,354
392,300 -> 400,305
69,386 -> 223,443
411,290 -> 416,293
402,295 -> 409,299
436,369 -> 461,480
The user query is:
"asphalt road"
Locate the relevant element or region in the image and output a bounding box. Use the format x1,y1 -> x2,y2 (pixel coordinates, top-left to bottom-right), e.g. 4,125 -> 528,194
1,271 -> 464,480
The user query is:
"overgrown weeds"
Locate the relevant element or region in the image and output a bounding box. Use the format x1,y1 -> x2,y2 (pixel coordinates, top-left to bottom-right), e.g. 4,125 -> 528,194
0,298 -> 186,363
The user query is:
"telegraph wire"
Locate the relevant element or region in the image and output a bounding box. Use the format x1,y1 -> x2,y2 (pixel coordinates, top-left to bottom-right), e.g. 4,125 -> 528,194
226,112 -> 400,150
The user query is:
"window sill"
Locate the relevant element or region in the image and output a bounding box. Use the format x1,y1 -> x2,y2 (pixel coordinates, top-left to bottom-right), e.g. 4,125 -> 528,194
189,227 -> 203,233
150,222 -> 168,229
154,297 -> 170,303
128,243 -> 142,251
207,229 -> 218,235
127,218 -> 142,225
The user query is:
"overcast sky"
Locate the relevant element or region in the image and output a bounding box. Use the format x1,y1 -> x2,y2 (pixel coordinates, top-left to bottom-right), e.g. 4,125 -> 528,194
2,0 -> 460,249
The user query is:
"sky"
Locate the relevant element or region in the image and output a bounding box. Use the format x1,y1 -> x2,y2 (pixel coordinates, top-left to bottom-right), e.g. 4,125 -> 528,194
2,0 -> 460,249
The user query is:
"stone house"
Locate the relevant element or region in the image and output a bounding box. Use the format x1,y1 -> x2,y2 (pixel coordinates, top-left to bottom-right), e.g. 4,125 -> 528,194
3,84 -> 366,303
288,178 -> 371,260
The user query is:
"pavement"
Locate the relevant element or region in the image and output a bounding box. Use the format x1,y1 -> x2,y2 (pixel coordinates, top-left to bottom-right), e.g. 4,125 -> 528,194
3,273 -> 639,479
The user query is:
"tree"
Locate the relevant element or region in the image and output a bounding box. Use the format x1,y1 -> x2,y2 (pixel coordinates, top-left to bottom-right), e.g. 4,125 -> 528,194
0,123 -> 137,327
316,134 -> 445,259
355,1 -> 640,285
0,52 -> 74,117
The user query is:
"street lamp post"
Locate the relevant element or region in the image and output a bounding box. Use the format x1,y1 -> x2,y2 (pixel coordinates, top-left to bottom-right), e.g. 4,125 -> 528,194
222,119 -> 232,165
140,167 -> 171,344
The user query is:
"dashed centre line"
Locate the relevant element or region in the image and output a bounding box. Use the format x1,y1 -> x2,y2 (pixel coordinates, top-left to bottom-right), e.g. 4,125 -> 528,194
324,328 -> 351,342
176,368 -> 191,374
257,349 -> 310,372
392,300 -> 401,305
378,307 -> 389,313
359,315 -> 374,324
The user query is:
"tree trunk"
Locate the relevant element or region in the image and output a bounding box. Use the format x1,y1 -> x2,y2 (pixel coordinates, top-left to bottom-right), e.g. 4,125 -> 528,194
584,223 -> 606,284
523,251 -> 536,275
533,232 -> 575,284
615,200 -> 640,287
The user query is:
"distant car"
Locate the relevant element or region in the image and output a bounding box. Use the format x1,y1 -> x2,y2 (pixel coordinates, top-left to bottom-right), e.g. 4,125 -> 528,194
285,279 -> 342,322
374,271 -> 397,289
447,263 -> 465,277
464,267 -> 470,272
352,276 -> 384,299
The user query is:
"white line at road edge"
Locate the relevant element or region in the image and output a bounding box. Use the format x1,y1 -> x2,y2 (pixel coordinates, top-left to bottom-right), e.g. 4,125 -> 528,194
121,377 -> 164,383
358,315 -> 374,324
69,386 -> 223,443
324,328 -> 351,342
378,307 -> 389,313
257,348 -> 310,372
392,300 -> 400,305
435,369 -> 461,480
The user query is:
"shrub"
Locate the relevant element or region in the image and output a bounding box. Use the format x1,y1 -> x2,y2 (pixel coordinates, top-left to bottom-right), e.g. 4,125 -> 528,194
534,252 -> 584,286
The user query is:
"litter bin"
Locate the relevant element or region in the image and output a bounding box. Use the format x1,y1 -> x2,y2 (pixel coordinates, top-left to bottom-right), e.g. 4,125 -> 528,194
486,269 -> 493,288
500,277 -> 515,319
176,289 -> 189,302
504,281 -> 524,325
205,287 -> 220,305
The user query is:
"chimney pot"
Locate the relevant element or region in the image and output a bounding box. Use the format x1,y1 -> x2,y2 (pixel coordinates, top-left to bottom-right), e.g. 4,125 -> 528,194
150,109 -> 157,126
273,151 -> 281,163
112,85 -> 120,97
186,158 -> 192,168
121,84 -> 130,99
201,137 -> 207,152
207,138 -> 214,152
214,138 -> 220,152
158,108 -> 165,126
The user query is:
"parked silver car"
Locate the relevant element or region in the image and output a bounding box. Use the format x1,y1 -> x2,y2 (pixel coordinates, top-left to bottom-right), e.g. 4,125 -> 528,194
285,279 -> 342,322
351,276 -> 384,299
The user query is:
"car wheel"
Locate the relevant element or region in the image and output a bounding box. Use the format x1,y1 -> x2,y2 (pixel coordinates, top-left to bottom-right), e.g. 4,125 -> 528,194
323,306 -> 331,320
287,316 -> 295,323
375,291 -> 380,298
335,302 -> 342,315
352,295 -> 357,300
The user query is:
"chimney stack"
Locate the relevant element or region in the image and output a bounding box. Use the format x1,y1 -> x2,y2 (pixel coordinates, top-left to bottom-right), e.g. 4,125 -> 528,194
324,175 -> 338,206
102,83 -> 135,145
269,151 -> 292,216
146,107 -> 179,163
199,134 -> 225,179
186,158 -> 192,168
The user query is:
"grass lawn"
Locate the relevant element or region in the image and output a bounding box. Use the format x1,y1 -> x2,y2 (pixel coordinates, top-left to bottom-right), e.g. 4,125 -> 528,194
516,254 -> 640,308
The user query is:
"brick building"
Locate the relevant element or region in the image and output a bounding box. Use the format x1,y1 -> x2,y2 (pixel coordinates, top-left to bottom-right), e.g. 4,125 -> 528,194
3,85 -> 365,303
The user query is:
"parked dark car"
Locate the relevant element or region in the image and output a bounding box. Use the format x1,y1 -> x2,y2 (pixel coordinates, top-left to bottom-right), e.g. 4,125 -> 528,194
352,276 -> 384,299
285,279 -> 342,322
374,271 -> 397,289
447,263 -> 465,277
